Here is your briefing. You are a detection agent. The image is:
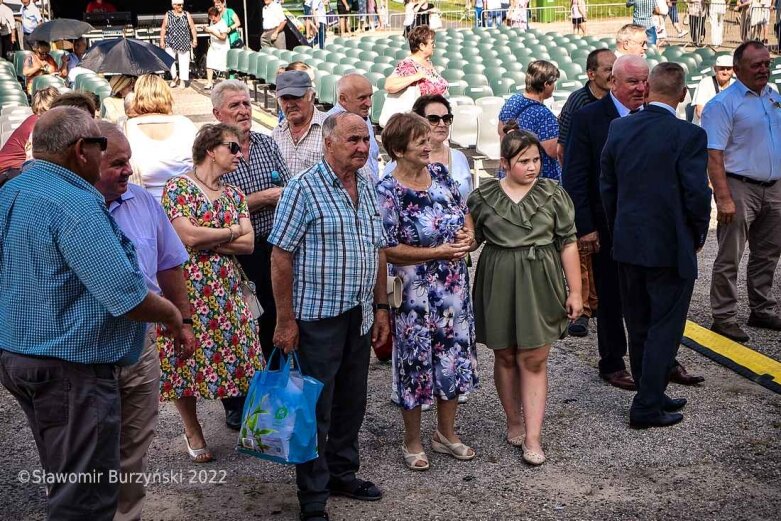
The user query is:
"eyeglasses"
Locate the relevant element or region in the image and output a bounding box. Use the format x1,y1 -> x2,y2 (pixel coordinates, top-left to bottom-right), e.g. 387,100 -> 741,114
425,114 -> 453,126
67,136 -> 108,151
221,141 -> 241,154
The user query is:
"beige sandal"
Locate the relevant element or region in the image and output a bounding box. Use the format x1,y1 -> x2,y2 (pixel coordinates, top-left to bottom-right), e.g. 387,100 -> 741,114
521,440 -> 546,466
184,433 -> 214,463
506,432 -> 525,448
402,443 -> 430,471
431,430 -> 476,461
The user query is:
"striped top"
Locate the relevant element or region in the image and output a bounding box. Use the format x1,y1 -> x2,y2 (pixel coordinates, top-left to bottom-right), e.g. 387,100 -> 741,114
268,160 -> 388,334
557,82 -> 598,146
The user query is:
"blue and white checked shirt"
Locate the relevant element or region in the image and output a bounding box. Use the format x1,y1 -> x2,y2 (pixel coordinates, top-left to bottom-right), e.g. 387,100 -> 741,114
0,161 -> 149,365
268,160 -> 387,334
630,0 -> 656,28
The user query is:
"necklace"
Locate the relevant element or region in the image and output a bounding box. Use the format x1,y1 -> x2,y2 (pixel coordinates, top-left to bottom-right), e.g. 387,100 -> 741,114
193,167 -> 222,191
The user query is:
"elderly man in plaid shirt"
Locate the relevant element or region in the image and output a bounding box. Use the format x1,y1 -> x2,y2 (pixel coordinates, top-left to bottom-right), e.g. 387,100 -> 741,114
269,112 -> 390,521
212,80 -> 291,428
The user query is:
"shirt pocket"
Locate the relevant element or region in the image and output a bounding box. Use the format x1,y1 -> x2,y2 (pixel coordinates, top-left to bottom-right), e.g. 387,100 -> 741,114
131,236 -> 158,283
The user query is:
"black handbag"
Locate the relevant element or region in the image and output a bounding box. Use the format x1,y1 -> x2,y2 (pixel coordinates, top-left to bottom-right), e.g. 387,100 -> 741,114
230,38 -> 244,49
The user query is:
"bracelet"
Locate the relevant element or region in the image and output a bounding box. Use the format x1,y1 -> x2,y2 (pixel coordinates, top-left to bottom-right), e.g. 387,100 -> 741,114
227,228 -> 235,243
374,303 -> 390,311
182,318 -> 193,325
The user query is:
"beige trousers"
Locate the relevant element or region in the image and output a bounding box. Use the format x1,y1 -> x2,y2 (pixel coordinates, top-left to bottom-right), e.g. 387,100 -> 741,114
115,329 -> 160,521
710,177 -> 781,324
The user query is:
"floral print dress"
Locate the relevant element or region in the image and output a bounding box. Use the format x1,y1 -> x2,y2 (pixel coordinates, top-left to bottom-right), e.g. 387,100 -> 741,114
393,57 -> 449,96
376,163 -> 478,410
158,176 -> 263,400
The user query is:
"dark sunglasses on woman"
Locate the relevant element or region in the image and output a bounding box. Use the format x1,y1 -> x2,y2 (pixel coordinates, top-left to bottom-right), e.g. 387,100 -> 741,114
222,142 -> 241,154
425,114 -> 453,125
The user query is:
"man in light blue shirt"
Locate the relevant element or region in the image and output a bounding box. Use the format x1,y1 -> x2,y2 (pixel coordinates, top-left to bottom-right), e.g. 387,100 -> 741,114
93,120 -> 194,521
326,73 -> 380,183
701,41 -> 781,343
0,108 -> 184,519
18,0 -> 42,50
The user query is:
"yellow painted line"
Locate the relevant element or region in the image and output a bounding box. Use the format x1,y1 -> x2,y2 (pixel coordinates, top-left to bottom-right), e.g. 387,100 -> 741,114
683,320 -> 781,390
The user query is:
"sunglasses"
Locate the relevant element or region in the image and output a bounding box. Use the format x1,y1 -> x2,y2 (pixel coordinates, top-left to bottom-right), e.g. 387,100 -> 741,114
425,114 -> 453,125
221,141 -> 241,154
67,136 -> 108,151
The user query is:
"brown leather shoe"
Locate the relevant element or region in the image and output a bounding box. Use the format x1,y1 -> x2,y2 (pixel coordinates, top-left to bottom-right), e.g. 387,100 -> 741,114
669,364 -> 704,386
600,370 -> 636,391
711,321 -> 750,343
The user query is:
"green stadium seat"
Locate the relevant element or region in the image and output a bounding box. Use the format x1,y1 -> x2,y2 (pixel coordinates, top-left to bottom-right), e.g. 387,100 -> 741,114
318,74 -> 338,106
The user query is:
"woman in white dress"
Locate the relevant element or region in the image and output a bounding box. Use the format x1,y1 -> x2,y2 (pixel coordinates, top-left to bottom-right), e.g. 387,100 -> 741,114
125,74 -> 197,202
204,6 -> 229,90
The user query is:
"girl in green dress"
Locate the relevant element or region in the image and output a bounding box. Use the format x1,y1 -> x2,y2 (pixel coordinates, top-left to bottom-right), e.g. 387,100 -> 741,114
467,121 -> 583,465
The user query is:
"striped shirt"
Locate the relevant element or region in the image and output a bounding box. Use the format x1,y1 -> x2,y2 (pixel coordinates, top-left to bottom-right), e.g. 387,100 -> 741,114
272,108 -> 327,176
557,82 -> 599,146
268,160 -> 388,334
223,131 -> 291,238
0,161 -> 149,365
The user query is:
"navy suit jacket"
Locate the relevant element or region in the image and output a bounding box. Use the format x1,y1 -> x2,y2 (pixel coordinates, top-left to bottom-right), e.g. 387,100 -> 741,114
562,93 -> 620,238
599,104 -> 712,280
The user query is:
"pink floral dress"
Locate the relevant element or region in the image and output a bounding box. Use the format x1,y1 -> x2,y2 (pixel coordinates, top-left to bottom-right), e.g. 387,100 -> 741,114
158,176 -> 263,401
393,57 -> 449,96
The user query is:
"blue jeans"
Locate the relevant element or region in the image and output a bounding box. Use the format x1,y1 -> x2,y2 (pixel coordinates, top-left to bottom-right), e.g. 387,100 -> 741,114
645,26 -> 657,45
316,22 -> 326,49
475,7 -> 483,27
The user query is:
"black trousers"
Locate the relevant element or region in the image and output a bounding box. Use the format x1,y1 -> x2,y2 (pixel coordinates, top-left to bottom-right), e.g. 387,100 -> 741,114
592,226 -> 628,374
0,350 -> 121,520
295,306 -> 371,513
617,264 -> 695,420
236,235 -> 277,363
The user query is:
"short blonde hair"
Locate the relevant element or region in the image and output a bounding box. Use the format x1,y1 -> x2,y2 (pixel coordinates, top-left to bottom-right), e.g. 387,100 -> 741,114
131,74 -> 173,115
31,86 -> 60,115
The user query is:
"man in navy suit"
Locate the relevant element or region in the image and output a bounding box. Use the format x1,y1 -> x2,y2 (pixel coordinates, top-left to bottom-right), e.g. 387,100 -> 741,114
563,55 -> 704,390
600,63 -> 712,428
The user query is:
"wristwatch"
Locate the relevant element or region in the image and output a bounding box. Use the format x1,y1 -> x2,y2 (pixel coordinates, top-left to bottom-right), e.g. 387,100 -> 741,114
374,303 -> 390,311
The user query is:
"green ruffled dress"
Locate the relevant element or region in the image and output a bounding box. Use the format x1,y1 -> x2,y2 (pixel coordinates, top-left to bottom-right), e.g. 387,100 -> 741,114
467,178 -> 577,350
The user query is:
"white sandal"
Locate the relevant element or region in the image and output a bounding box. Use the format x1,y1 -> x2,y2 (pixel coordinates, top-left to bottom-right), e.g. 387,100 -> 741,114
402,443 -> 430,471
184,433 -> 214,463
431,430 -> 475,461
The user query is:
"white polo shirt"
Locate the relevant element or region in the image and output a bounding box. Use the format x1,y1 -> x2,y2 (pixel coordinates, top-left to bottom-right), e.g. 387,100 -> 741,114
262,1 -> 286,31
702,79 -> 781,182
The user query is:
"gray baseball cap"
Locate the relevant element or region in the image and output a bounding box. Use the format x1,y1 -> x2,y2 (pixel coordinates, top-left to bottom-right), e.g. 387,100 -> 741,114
276,71 -> 312,97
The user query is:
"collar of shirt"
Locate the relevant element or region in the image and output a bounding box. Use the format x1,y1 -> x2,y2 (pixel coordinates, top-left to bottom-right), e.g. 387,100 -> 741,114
322,158 -> 369,191
38,160 -> 106,203
279,107 -> 327,138
610,92 -> 633,117
733,78 -> 773,98
108,186 -> 135,212
648,101 -> 677,115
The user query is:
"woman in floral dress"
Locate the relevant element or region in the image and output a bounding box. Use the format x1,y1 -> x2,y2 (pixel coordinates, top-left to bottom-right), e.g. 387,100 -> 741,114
160,123 -> 263,463
378,113 -> 478,472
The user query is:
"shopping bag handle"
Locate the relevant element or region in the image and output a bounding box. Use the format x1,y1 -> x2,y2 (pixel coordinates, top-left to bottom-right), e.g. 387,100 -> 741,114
259,347 -> 292,384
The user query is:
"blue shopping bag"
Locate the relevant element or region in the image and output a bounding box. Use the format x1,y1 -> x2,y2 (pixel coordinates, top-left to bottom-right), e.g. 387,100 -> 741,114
236,349 -> 324,464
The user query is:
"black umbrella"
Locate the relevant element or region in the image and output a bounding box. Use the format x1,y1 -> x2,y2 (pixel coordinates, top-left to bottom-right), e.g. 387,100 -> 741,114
79,38 -> 175,76
29,19 -> 94,42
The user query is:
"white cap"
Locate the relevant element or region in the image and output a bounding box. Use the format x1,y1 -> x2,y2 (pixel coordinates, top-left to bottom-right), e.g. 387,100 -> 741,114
714,55 -> 733,68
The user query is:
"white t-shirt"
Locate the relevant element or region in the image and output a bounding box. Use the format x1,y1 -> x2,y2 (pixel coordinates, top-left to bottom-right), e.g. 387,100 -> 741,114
0,4 -> 15,37
263,1 -> 286,30
125,115 -> 197,202
207,20 -> 230,72
692,74 -> 735,124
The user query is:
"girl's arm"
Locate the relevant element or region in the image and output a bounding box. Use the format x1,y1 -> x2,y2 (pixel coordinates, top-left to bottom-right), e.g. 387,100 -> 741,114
560,241 -> 583,320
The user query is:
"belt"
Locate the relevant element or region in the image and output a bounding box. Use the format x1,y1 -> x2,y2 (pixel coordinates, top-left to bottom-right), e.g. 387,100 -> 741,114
726,172 -> 777,188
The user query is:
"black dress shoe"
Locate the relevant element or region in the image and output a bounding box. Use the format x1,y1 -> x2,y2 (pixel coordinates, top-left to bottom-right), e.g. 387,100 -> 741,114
600,370 -> 637,391
746,313 -> 781,331
225,408 -> 242,431
663,396 -> 687,412
669,364 -> 705,386
300,511 -> 329,521
329,478 -> 383,502
630,412 -> 684,429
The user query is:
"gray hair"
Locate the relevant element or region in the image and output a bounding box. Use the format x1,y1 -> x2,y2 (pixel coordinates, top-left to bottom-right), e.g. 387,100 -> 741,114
211,79 -> 250,109
32,107 -> 96,156
335,73 -> 371,97
322,111 -> 360,139
615,24 -> 646,44
649,62 -> 686,98
96,120 -> 126,143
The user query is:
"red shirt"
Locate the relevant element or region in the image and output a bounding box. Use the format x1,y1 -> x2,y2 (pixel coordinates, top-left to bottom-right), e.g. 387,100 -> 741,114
0,115 -> 37,172
86,1 -> 117,13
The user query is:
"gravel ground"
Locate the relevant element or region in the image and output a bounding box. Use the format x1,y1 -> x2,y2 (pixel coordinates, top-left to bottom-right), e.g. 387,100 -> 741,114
1,224 -> 780,521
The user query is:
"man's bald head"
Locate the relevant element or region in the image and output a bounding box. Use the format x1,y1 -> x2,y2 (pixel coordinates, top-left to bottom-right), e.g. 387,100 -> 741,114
336,73 -> 373,119
33,107 -> 103,184
611,55 -> 649,110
